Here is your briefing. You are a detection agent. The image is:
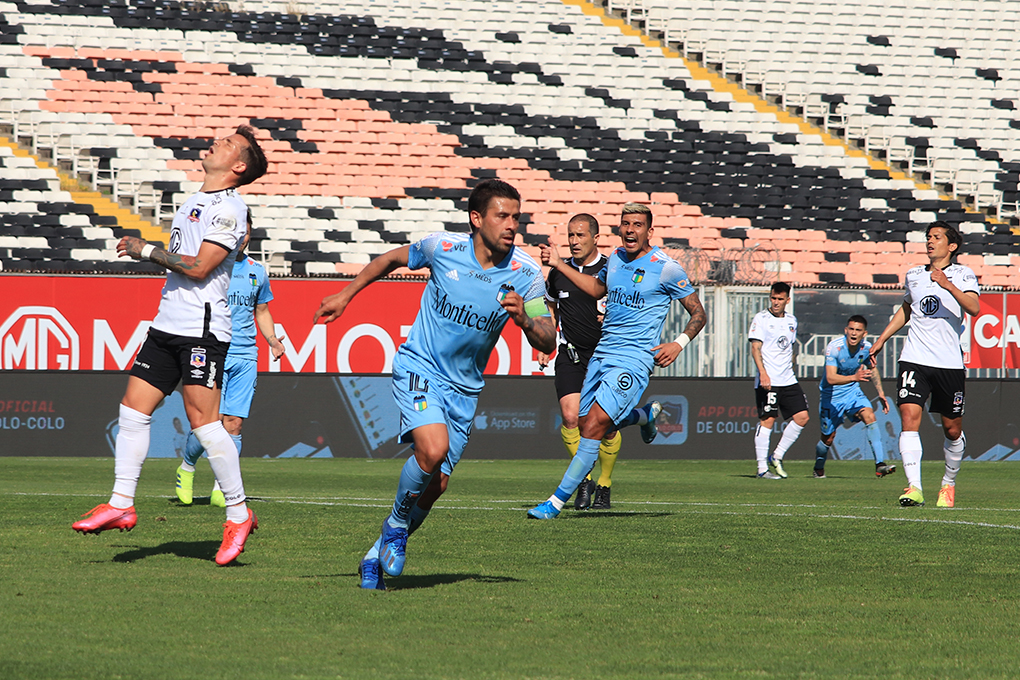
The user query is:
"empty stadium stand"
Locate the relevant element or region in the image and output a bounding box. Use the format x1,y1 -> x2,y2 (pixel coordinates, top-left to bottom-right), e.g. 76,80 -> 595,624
0,0 -> 1016,286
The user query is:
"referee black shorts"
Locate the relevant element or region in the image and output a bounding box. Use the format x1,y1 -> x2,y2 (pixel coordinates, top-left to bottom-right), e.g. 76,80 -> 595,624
553,344 -> 594,401
896,361 -> 965,418
130,328 -> 228,395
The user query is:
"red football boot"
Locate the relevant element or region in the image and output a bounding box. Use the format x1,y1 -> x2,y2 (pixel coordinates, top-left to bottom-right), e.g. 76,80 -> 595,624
72,504 -> 137,534
215,508 -> 258,565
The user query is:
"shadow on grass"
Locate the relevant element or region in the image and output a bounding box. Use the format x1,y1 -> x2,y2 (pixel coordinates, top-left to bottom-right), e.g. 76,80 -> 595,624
167,496 -> 267,507
316,572 -> 523,590
109,540 -> 224,564
517,505 -> 675,518
169,498 -> 214,506
566,511 -> 674,519
389,573 -> 523,590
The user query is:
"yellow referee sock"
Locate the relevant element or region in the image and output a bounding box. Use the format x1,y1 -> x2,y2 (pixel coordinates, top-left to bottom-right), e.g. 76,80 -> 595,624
560,425 -> 580,457
596,431 -> 621,487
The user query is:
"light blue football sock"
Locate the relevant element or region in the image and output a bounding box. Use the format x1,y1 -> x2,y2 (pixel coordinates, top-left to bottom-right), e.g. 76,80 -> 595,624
408,505 -> 430,536
815,440 -> 829,470
388,455 -> 435,529
553,437 -> 600,502
366,504 -> 430,562
230,433 -> 242,456
865,422 -> 883,463
183,432 -> 204,467
364,536 -> 383,561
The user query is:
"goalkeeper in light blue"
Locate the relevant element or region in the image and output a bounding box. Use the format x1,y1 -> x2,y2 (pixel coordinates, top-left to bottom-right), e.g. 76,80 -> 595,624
528,204 -> 707,520
313,180 -> 556,590
815,315 -> 897,478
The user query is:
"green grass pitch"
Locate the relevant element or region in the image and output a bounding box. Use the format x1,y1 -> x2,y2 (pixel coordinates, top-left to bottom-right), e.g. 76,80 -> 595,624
2,457 -> 1019,680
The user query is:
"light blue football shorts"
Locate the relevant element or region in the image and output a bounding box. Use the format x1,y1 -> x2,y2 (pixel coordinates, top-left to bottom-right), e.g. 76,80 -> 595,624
579,355 -> 650,427
220,355 -> 258,419
391,353 -> 477,477
819,387 -> 872,436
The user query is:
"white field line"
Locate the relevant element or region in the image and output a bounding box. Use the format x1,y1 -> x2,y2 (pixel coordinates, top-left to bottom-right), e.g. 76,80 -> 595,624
18,492 -> 1020,531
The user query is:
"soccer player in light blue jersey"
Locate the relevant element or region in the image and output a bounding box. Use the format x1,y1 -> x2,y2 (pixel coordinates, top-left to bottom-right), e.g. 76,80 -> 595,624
814,315 -> 895,478
313,179 -> 556,590
175,212 -> 286,506
528,203 -> 707,520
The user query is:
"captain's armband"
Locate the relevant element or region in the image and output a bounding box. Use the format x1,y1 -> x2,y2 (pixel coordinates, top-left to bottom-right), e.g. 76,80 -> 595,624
524,297 -> 549,318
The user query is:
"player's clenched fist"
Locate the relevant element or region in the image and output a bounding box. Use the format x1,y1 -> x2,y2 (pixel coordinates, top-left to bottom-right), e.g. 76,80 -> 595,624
538,243 -> 562,269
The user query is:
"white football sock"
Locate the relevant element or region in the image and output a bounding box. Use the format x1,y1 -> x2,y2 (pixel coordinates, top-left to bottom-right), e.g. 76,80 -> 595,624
942,433 -> 965,486
900,431 -> 923,490
179,461 -> 196,473
773,422 -> 804,460
547,495 -> 566,511
754,424 -> 771,473
193,421 -> 246,513
111,404 -> 151,505
225,504 -> 249,524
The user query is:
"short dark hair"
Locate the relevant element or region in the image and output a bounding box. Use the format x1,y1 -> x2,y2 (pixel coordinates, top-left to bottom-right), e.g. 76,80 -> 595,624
468,179 -> 520,221
847,314 -> 867,328
234,124 -> 268,187
926,220 -> 962,258
569,213 -> 599,237
621,202 -> 652,228
771,282 -> 791,296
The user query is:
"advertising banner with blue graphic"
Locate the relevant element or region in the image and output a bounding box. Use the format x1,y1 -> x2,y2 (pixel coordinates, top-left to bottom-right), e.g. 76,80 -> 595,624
3,373 -> 1020,463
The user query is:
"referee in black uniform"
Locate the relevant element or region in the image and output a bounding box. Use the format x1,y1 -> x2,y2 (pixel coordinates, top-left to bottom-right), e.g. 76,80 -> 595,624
538,214 -> 622,510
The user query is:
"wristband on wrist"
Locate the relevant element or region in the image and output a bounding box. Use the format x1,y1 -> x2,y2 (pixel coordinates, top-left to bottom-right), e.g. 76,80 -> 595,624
140,244 -> 156,260
673,333 -> 691,350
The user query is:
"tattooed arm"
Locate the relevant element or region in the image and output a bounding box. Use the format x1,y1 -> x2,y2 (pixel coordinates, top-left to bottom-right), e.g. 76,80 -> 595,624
652,291 -> 707,368
117,236 -> 231,280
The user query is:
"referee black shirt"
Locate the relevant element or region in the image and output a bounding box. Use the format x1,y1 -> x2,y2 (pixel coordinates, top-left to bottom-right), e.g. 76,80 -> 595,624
545,253 -> 608,353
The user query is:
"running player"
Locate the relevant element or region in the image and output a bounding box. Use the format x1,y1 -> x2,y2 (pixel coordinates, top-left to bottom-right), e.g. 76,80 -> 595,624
537,213 -> 620,510
527,203 -> 707,520
72,126 -> 268,566
749,282 -> 809,479
175,211 -> 286,507
313,179 -> 555,590
868,221 -> 979,507
814,315 -> 895,478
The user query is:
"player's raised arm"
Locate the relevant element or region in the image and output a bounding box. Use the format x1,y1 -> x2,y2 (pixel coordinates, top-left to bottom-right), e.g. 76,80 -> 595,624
314,245 -> 411,324
500,291 -> 556,354
539,243 -> 607,300
930,266 -> 981,316
117,236 -> 231,281
536,302 -> 558,369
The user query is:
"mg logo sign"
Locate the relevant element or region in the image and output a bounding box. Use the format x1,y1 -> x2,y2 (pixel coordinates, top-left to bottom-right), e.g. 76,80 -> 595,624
0,306 -> 80,370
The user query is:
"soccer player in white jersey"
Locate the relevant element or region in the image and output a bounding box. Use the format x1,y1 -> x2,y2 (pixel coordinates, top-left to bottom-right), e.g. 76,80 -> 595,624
175,211 -> 286,507
869,221 -> 979,507
749,282 -> 809,479
313,180 -> 556,590
73,125 -> 268,566
527,203 -> 707,519
814,315 -> 894,478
